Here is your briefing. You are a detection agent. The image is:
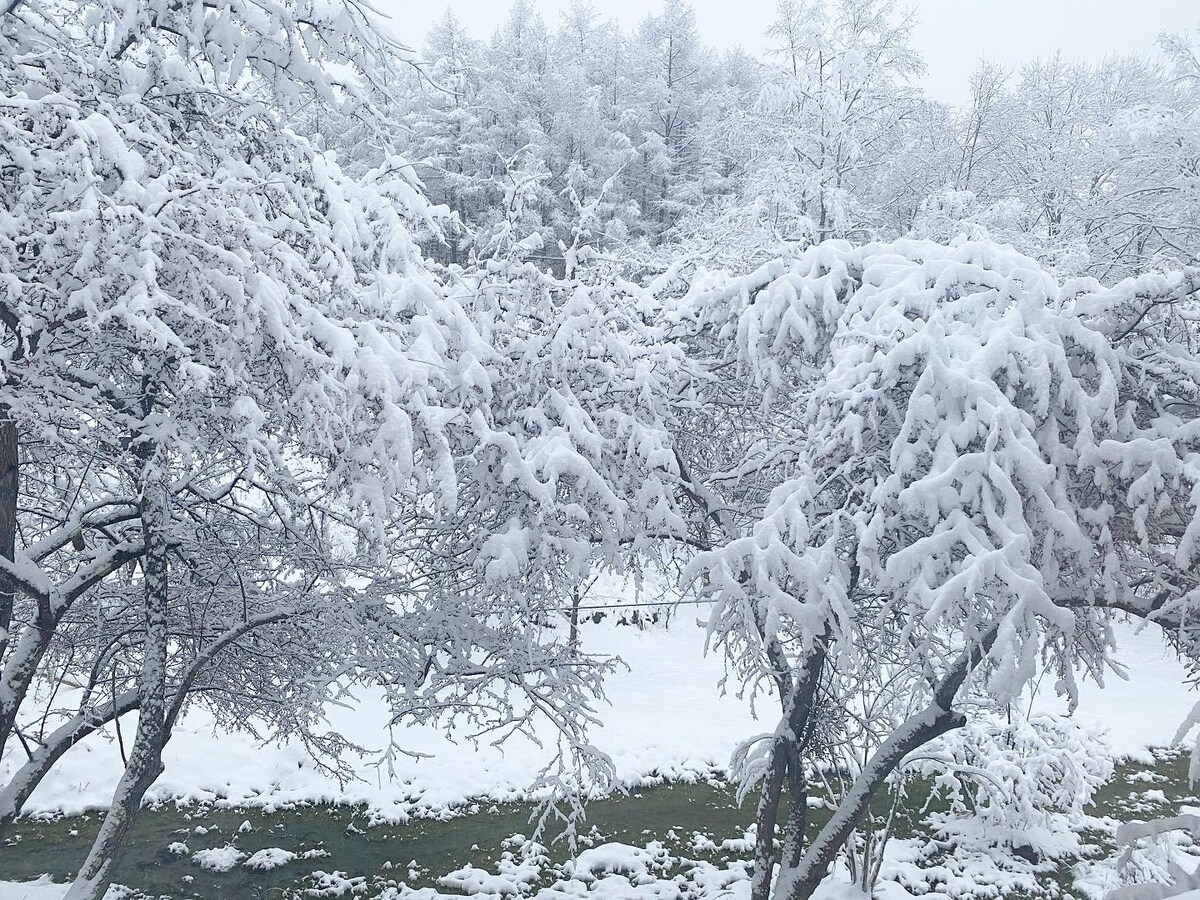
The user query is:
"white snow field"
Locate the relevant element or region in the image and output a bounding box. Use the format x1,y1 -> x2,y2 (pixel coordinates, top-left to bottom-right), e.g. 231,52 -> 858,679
3,613 -> 757,821
3,616 -> 1195,821
1,615 -> 1197,900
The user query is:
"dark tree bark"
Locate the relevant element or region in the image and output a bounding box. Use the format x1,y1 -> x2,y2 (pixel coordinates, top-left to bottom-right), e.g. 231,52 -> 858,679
750,633 -> 829,900
568,584 -> 581,654
750,740 -> 789,900
776,628 -> 998,900
779,638 -> 827,871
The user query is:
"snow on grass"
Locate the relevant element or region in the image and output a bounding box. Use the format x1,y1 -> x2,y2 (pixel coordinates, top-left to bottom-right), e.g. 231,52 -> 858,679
304,871 -> 368,896
437,864 -> 532,896
689,830 -> 755,855
367,839 -> 871,900
190,845 -> 246,872
567,841 -> 674,883
0,878 -> 127,899
243,847 -> 298,870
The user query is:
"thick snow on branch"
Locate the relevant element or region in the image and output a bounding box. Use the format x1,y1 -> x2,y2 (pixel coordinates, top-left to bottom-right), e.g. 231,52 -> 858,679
683,239 -> 1199,705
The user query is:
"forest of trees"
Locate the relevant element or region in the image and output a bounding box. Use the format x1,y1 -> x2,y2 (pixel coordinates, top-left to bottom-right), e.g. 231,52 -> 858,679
1,1 -> 1199,899
388,0 -> 1200,281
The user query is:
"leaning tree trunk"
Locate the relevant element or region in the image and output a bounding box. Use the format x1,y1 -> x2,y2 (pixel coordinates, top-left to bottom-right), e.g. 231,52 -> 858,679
0,407 -> 19,756
66,477 -> 172,900
0,690 -> 139,841
777,704 -> 966,900
751,635 -> 829,900
772,629 -> 997,900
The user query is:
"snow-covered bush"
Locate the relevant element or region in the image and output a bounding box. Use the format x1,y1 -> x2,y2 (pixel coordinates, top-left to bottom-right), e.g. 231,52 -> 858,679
191,845 -> 246,873
920,713 -> 1114,859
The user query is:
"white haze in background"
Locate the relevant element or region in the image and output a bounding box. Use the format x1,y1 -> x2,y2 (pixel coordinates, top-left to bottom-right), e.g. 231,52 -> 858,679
388,0 -> 1199,104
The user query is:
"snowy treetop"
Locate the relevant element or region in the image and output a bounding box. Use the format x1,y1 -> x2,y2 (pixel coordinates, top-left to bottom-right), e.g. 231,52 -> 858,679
684,239 -> 1199,704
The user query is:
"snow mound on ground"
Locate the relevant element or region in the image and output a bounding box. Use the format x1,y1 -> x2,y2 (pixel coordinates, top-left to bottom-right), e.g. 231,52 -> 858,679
439,849 -> 542,896
191,845 -> 246,872
568,841 -> 675,883
305,871 -> 367,896
243,847 -> 297,870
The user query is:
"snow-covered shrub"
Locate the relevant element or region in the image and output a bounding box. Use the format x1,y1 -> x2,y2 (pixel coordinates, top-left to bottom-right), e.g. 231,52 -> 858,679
243,848 -> 299,871
566,841 -> 676,884
920,712 -> 1114,859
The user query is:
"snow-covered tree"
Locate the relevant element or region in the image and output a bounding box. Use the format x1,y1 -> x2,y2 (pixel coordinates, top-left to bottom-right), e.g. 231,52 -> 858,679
625,1 -> 713,242
0,1 -> 693,896
665,239 -> 1200,900
665,0 -> 924,271
0,3 -> 469,895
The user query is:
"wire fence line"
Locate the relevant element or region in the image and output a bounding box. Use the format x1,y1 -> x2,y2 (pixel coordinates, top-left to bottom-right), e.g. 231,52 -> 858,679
569,597 -> 713,612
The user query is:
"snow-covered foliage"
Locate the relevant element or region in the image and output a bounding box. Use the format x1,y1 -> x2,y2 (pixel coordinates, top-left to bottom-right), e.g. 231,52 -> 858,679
357,260 -> 689,821
0,0 -> 500,892
668,238 -> 1199,900
920,713 -> 1114,858
686,240 -> 1196,702
4,1 -> 1200,898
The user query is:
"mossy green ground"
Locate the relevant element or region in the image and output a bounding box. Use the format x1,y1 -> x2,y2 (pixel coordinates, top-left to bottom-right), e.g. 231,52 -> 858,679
0,753 -> 1192,899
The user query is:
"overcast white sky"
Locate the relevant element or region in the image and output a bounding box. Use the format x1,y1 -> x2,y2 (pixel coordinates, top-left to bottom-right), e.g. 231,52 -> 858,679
381,0 -> 1199,105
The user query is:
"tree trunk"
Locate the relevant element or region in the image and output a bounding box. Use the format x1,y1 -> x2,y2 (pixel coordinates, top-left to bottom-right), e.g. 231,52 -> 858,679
777,705 -> 965,900
568,585 -> 581,655
750,741 -> 788,900
66,478 -> 171,900
0,410 -> 16,659
752,636 -> 829,900
773,629 -> 997,900
0,612 -> 56,762
779,639 -> 827,870
0,408 -> 19,758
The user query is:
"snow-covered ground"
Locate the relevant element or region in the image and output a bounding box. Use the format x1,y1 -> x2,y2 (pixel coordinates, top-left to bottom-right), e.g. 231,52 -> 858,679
4,615 -> 756,820
2,616 -> 1200,900
0,876 -> 80,900
3,614 -> 1196,823
1030,618 -> 1200,761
